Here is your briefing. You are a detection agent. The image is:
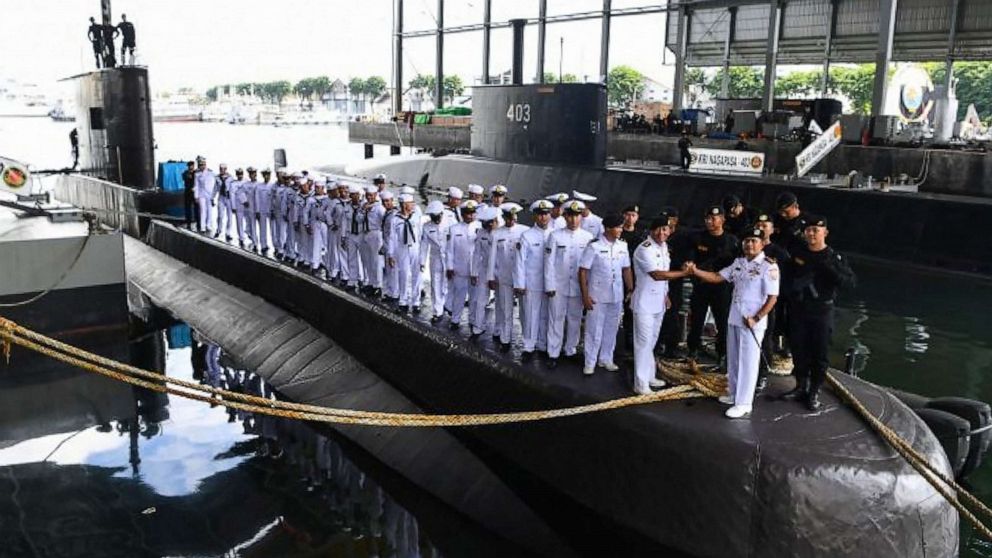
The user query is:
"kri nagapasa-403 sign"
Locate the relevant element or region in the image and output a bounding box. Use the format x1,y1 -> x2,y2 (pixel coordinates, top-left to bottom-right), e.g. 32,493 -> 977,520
689,148 -> 765,175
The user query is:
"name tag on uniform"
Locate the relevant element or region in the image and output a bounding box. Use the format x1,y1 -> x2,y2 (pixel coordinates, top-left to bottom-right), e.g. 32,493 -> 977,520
697,245 -> 709,252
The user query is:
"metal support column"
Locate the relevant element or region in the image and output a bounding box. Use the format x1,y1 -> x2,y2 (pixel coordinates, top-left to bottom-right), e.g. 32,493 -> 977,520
599,0 -> 612,83
537,0 -> 547,82
945,0 -> 961,90
393,0 -> 404,114
720,7 -> 737,98
101,0 -> 112,26
435,0 -> 444,109
870,0 -> 898,121
821,0 -> 837,96
672,7 -> 689,112
511,19 -> 526,85
482,0 -> 491,85
761,1 -> 783,113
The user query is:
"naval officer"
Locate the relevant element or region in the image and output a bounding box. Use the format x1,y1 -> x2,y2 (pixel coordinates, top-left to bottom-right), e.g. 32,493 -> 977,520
630,216 -> 691,395
420,200 -> 448,323
229,168 -> 247,247
469,206 -> 500,337
689,227 -> 780,418
193,157 -> 217,235
441,186 -> 463,227
578,214 -> 632,376
445,200 -> 479,330
213,164 -> 234,241
544,200 -> 594,368
388,193 -> 423,312
254,168 -> 275,254
546,192 -> 569,229
573,191 -> 604,239
489,202 -> 527,350
513,200 -> 554,359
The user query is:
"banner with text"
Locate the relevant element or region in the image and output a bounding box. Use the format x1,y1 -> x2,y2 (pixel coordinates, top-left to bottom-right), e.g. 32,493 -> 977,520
0,156 -> 30,196
689,148 -> 765,175
795,121 -> 843,178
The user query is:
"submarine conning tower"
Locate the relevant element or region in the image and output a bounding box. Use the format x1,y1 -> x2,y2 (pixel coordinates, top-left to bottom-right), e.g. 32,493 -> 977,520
65,66 -> 155,189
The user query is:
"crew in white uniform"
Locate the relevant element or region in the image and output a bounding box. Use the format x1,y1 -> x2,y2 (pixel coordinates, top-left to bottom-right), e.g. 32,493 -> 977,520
308,181 -> 329,274
254,168 -> 275,254
388,193 -> 423,312
241,168 -> 259,248
228,168 -> 247,247
380,191 -> 399,300
360,186 -> 385,294
341,184 -> 365,289
282,177 -> 302,262
441,187 -> 463,228
544,200 -> 594,367
213,164 -> 234,241
420,200 -> 448,323
546,192 -> 569,230
573,190 -> 604,239
469,206 -> 499,336
373,173 -> 388,193
445,200 -> 479,330
466,184 -> 485,206
688,227 -> 780,418
272,172 -> 292,258
294,179 -> 314,268
324,181 -> 347,282
489,185 -> 508,227
489,202 -> 527,350
631,213 -> 691,395
235,169 -> 255,249
514,200 -> 555,358
578,214 -> 632,375
193,158 -> 216,235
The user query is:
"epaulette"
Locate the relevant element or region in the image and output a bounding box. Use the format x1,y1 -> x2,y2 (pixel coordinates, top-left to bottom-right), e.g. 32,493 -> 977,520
641,241 -> 651,247
766,256 -> 777,264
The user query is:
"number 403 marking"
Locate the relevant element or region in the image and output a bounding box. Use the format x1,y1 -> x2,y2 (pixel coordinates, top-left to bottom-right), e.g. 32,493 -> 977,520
506,103 -> 531,123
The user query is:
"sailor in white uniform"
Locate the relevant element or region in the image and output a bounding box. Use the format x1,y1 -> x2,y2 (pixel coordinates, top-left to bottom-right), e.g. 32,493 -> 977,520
360,186 -> 385,294
573,190 -> 604,239
514,200 -> 554,358
213,164 -> 234,241
544,200 -> 594,367
273,171 -> 293,258
441,187 -> 463,228
324,181 -> 347,282
254,168 -> 275,254
420,200 -> 448,323
466,184 -> 485,206
228,168 -> 246,246
308,181 -> 329,274
489,202 -> 527,350
388,193 -> 424,312
469,206 -> 499,336
546,192 -> 569,230
241,168 -> 259,248
193,158 -> 216,235
373,173 -> 388,193
578,214 -> 632,375
631,213 -> 690,395
341,184 -> 366,289
380,191 -> 399,300
294,179 -> 313,268
445,200 -> 479,330
688,227 -> 780,418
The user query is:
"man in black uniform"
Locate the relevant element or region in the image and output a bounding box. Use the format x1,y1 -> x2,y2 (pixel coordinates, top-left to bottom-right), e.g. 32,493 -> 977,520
685,205 -> 739,362
659,207 -> 690,358
755,213 -> 789,391
87,17 -> 104,68
117,14 -> 136,65
69,128 -> 79,169
101,21 -> 117,68
769,191 -> 808,357
780,215 -> 855,411
619,205 -> 642,353
182,160 -> 197,230
722,194 -> 758,238
677,132 -> 693,170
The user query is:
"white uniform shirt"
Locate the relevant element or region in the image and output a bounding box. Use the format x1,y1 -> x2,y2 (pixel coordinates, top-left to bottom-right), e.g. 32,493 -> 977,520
552,215 -> 566,230
470,227 -> 496,279
513,225 -> 551,291
579,236 -> 630,304
254,181 -> 274,214
388,212 -> 422,257
441,206 -> 462,228
214,174 -> 233,199
342,202 -> 363,236
194,169 -> 216,199
631,237 -> 671,314
227,179 -> 243,205
580,212 -> 604,239
420,221 -> 446,268
289,192 -> 307,224
241,181 -> 258,212
363,201 -> 385,233
489,223 -> 529,283
445,221 -> 479,277
544,227 -> 594,296
718,253 -> 780,328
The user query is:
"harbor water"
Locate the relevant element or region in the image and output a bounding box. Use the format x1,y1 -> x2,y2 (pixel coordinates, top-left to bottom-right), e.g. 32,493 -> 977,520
2,118 -> 992,556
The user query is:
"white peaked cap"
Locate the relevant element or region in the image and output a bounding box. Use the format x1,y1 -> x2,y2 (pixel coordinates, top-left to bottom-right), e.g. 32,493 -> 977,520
467,184 -> 484,195
572,191 -> 597,202
500,202 -> 523,214
546,192 -> 569,204
426,200 -> 445,215
490,184 -> 508,194
530,199 -> 555,212
448,186 -> 464,198
374,173 -> 387,180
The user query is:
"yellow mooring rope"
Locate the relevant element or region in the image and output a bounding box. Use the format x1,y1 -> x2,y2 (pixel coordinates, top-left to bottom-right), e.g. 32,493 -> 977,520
2,315 -> 992,540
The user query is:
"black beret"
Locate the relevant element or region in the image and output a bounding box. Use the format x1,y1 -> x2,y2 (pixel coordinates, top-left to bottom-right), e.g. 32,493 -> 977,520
756,213 -> 772,223
602,214 -> 623,228
622,205 -> 640,214
705,205 -> 724,217
649,216 -> 672,230
804,214 -> 828,228
741,227 -> 762,240
776,192 -> 798,210
722,194 -> 741,211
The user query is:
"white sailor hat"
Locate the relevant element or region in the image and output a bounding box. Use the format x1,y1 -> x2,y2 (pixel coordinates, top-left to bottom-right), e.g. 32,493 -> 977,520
365,185 -> 378,194
247,166 -> 257,173
500,202 -> 523,214
295,177 -> 308,186
490,184 -> 508,195
478,206 -> 500,221
261,167 -> 272,174
234,167 -> 244,173
426,200 -> 445,215
563,200 -> 586,214
460,199 -> 479,212
572,190 -> 597,202
380,190 -> 395,201
467,184 -> 484,195
448,186 -> 464,199
348,184 -> 363,195
400,185 -> 416,195
291,171 -> 303,179
374,173 -> 387,182
398,193 -> 415,203
546,192 -> 569,205
530,199 -> 554,213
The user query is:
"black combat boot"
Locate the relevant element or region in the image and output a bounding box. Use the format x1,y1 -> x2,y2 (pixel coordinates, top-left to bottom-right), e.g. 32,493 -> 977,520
805,372 -> 826,412
780,375 -> 809,401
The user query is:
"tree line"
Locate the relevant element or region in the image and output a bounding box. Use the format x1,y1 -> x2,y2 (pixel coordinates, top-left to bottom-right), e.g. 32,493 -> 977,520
205,75 -> 387,107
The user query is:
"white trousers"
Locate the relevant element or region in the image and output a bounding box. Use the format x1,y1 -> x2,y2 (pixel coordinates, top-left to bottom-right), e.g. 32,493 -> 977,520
727,325 -> 765,408
326,229 -> 341,278
448,275 -> 471,325
310,222 -> 327,270
343,236 -> 364,285
256,214 -> 271,250
274,216 -> 287,253
217,197 -> 234,238
584,301 -> 622,368
493,282 -> 515,341
298,228 -> 313,266
520,289 -> 548,352
384,252 -> 399,296
470,281 -> 491,334
361,231 -> 384,289
427,257 -> 447,317
196,197 -> 213,232
234,210 -> 248,244
547,294 -> 583,358
395,245 -> 421,306
285,222 -> 298,258
245,210 -> 258,245
633,311 -> 665,392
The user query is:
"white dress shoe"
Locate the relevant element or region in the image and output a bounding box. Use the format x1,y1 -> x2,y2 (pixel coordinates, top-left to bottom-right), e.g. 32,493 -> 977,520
648,378 -> 667,389
598,362 -> 620,372
718,395 -> 735,405
583,366 -> 595,376
634,385 -> 653,396
725,405 -> 752,419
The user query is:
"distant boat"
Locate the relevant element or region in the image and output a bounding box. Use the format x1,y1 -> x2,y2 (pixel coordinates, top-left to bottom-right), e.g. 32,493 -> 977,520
152,98 -> 202,123
48,100 -> 76,122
